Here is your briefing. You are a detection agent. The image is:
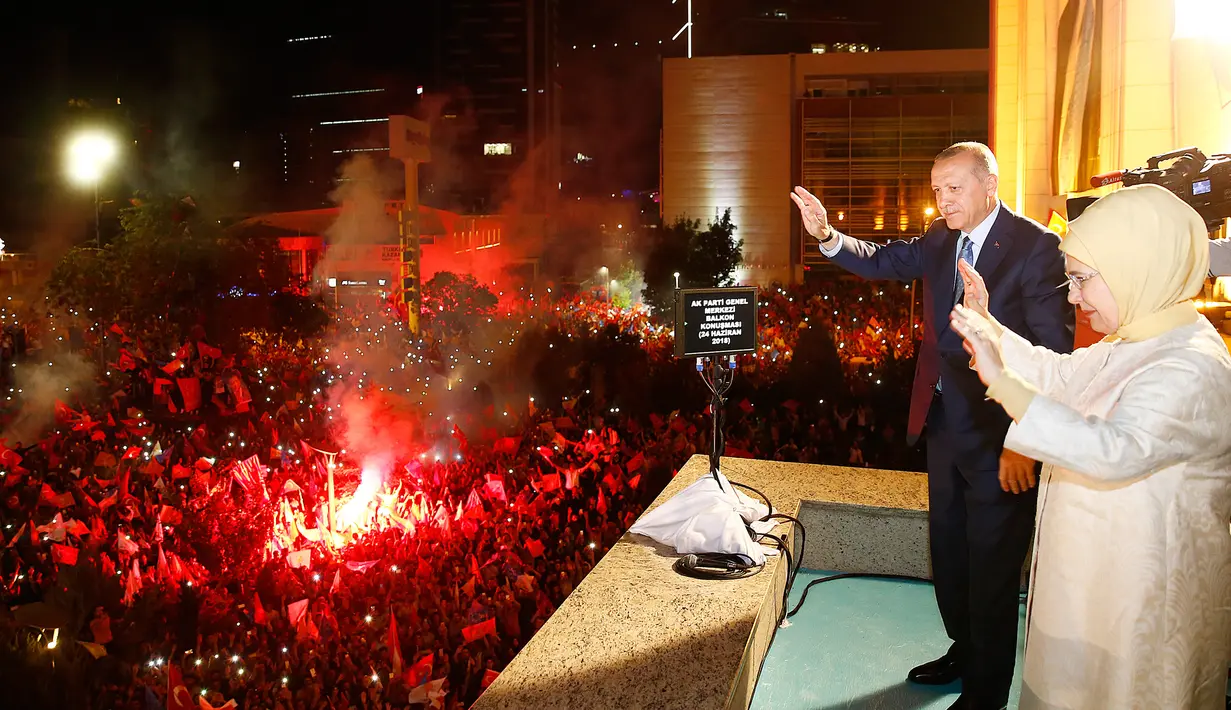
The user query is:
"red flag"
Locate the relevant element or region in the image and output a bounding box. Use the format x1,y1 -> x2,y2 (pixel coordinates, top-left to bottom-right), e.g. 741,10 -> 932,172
493,436 -> 520,455
626,451 -> 645,473
167,664 -> 194,710
121,446 -> 142,461
176,377 -> 202,412
483,479 -> 506,503
388,612 -> 404,675
597,488 -> 608,515
54,400 -> 77,424
628,474 -> 641,489
451,424 -> 468,450
161,359 -> 184,375
603,473 -> 621,494
481,669 -> 499,689
462,618 -> 496,644
537,474 -> 561,492
405,653 -> 434,688
117,352 -> 137,371
52,544 -> 78,566
252,594 -> 267,626
39,484 -> 75,508
0,444 -> 21,468
159,505 -> 182,525
197,342 -> 222,359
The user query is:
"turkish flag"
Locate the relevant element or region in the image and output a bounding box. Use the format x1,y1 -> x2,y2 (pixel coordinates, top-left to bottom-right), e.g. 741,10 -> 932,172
404,653 -> 433,688
481,668 -> 499,689
462,617 -> 496,644
167,665 -> 194,710
51,544 -> 78,566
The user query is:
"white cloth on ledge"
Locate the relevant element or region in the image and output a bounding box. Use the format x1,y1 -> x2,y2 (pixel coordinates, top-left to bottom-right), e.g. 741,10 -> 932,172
629,471 -> 769,564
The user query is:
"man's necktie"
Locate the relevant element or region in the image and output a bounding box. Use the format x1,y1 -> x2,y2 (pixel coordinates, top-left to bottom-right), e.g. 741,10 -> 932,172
952,235 -> 974,308
938,235 -> 974,395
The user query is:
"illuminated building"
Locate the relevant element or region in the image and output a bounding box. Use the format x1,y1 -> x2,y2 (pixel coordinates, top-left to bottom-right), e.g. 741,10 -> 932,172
239,202 -> 513,301
662,49 -> 988,284
992,0 -> 1231,229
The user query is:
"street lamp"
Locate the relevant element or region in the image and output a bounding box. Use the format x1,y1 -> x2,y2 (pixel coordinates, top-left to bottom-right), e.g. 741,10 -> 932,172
66,131 -> 118,248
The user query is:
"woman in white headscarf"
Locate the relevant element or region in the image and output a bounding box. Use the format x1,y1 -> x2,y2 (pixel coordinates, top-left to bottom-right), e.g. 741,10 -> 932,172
950,183 -> 1231,709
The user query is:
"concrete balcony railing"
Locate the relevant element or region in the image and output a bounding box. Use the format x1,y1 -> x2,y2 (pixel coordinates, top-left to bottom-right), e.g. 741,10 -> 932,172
472,454 -> 930,710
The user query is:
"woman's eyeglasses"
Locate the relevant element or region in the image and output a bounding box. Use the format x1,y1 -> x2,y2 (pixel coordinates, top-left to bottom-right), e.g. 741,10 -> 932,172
1058,271 -> 1100,290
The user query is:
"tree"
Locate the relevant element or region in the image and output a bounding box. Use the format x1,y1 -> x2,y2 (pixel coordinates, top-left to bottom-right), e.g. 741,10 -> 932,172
421,271 -> 499,338
642,209 -> 742,318
607,260 -> 644,310
48,193 -> 326,344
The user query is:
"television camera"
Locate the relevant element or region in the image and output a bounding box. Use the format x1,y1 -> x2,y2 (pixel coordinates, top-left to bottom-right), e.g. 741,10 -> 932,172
1083,147 -> 1231,232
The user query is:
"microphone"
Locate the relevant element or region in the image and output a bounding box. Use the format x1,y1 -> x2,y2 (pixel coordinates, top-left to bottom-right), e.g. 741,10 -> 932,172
1089,170 -> 1125,188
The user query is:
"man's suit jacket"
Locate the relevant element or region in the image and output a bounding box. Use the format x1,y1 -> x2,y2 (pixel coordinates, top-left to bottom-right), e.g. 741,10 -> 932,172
828,204 -> 1074,461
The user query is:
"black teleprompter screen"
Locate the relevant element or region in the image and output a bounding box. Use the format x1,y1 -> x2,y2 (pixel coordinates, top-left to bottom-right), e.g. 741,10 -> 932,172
674,287 -> 758,358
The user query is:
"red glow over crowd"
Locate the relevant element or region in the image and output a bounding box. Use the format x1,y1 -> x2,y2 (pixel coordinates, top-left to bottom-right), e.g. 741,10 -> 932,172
0,275 -> 921,709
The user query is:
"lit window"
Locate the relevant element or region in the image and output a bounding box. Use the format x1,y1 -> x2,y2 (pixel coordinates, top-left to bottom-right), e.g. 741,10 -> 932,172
484,143 -> 513,156
288,35 -> 332,43
292,89 -> 384,99
574,153 -> 593,163
811,44 -> 827,54
327,277 -> 338,288
331,147 -> 389,154
319,118 -> 389,125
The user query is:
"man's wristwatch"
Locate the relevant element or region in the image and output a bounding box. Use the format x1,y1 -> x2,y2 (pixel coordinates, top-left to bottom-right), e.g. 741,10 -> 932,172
818,227 -> 838,249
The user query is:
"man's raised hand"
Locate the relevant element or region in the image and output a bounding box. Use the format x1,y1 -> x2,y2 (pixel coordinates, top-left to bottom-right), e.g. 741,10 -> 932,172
790,186 -> 832,242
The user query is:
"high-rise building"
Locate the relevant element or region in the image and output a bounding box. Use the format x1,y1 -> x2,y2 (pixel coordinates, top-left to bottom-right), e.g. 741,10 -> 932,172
243,4 -> 561,216
246,28 -> 427,211
427,0 -> 560,214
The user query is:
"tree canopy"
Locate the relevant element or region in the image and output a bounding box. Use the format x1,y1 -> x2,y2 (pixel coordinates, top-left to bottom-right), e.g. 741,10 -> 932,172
48,193 -> 327,344
642,209 -> 743,318
421,271 -> 499,339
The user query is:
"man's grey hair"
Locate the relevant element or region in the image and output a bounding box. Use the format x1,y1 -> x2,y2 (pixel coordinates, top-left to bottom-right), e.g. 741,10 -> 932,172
935,141 -> 999,179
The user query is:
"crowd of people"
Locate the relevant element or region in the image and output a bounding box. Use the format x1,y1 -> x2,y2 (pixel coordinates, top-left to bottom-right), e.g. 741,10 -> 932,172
0,274 -> 923,709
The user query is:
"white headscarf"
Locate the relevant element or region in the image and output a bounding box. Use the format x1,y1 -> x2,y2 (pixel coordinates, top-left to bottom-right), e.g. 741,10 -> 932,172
1060,184 -> 1209,341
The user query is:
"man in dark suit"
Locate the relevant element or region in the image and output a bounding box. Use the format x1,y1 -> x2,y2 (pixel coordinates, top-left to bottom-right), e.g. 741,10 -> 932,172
791,142 -> 1074,710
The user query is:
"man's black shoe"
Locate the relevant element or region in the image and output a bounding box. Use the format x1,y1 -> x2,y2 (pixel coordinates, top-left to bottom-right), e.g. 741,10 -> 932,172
906,653 -> 961,685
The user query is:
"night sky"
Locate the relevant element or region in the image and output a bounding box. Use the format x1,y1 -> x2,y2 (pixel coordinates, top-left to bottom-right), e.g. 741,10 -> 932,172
0,2 -> 988,253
